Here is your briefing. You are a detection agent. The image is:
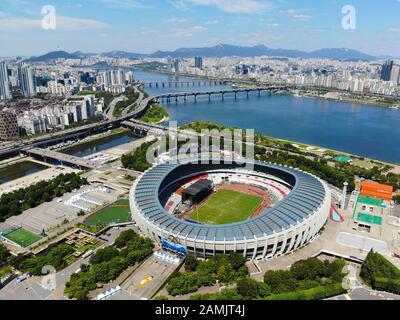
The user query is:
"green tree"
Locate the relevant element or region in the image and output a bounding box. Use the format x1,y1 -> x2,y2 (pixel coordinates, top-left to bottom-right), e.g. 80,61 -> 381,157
89,246 -> 119,265
114,229 -> 137,248
236,277 -> 259,299
166,272 -> 199,296
264,270 -> 297,294
185,254 -> 199,272
290,257 -> 326,281
0,243 -> 10,264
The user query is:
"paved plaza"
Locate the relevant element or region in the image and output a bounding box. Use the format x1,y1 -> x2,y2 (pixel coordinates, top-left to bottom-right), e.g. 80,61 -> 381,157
121,254 -> 182,300
1,184 -> 123,237
336,232 -> 388,254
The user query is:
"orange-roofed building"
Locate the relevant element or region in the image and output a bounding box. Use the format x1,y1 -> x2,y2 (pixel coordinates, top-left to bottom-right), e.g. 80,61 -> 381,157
360,181 -> 393,201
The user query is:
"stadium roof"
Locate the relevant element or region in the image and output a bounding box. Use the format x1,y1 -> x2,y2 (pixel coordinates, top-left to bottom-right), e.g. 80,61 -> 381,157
133,159 -> 327,241
182,179 -> 213,197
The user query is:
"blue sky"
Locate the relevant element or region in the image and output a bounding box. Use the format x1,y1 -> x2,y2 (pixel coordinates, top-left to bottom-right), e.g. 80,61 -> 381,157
0,0 -> 399,57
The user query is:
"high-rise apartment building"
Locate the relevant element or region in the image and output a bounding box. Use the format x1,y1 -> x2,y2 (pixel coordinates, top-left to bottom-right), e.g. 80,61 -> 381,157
173,59 -> 180,74
390,65 -> 400,84
380,60 -> 393,81
18,63 -> 36,97
195,56 -> 203,69
0,62 -> 13,100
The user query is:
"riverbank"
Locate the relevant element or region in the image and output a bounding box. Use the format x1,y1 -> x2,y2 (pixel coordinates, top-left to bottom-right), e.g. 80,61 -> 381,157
0,164 -> 79,195
298,90 -> 400,109
0,160 -> 50,185
133,66 -> 227,83
140,104 -> 169,123
179,120 -> 398,169
59,128 -> 130,153
228,80 -> 400,110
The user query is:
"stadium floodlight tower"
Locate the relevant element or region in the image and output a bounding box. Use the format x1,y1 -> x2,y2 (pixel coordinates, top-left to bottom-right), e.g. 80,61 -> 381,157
341,182 -> 348,209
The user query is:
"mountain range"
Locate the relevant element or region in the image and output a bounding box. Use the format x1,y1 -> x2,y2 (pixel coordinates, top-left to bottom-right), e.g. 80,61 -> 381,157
26,44 -> 386,62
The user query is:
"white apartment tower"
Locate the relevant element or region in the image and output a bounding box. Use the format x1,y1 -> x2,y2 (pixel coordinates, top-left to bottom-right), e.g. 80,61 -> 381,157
0,62 -> 12,100
18,63 -> 36,97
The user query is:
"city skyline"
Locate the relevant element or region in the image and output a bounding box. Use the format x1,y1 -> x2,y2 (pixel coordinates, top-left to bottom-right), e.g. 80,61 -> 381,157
1,0 -> 400,57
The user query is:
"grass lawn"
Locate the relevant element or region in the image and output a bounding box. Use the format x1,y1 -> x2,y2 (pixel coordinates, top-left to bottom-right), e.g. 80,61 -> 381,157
84,200 -> 131,226
188,189 -> 263,225
3,228 -> 42,248
352,158 -> 381,170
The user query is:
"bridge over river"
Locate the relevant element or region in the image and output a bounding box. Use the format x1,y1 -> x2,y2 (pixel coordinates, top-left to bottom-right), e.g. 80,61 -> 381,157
154,85 -> 292,103
139,80 -> 227,89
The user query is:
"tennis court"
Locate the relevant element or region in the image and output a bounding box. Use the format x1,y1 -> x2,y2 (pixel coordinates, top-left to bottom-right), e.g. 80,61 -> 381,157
357,212 -> 383,225
357,195 -> 384,207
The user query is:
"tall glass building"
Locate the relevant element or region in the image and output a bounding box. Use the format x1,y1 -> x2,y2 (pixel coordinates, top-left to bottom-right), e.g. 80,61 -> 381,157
0,62 -> 12,100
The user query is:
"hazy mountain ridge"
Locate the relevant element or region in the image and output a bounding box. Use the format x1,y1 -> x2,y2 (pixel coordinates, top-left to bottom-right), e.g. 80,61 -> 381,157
26,44 -> 383,62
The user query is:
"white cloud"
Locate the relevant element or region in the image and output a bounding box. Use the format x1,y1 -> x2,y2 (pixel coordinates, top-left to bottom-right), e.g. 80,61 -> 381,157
387,28 -> 400,32
173,0 -> 271,14
205,20 -> 219,25
99,0 -> 147,9
165,17 -> 188,23
171,25 -> 207,37
280,9 -> 312,21
0,16 -> 108,31
170,0 -> 190,11
57,16 -> 109,30
0,18 -> 39,30
63,3 -> 83,9
140,27 -> 160,35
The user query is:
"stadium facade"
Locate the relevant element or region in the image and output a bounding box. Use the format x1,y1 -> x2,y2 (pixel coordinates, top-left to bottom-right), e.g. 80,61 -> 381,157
130,159 -> 331,260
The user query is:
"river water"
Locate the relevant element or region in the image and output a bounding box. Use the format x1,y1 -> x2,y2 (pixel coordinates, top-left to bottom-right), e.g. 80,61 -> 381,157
62,132 -> 137,158
0,161 -> 49,185
134,70 -> 400,163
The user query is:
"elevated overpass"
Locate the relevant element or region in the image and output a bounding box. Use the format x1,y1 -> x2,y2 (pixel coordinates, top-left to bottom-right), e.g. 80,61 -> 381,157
22,148 -> 97,170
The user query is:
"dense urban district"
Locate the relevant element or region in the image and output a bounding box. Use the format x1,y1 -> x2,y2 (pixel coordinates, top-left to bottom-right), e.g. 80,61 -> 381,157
0,49 -> 400,301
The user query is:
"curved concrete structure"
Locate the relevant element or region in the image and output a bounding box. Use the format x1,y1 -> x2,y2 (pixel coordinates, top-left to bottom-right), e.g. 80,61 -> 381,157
130,159 -> 331,260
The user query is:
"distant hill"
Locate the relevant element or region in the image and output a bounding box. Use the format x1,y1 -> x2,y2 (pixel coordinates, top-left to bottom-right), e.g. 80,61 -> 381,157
100,50 -> 144,59
71,51 -> 97,58
150,44 -> 308,59
307,48 -> 376,61
26,51 -> 80,62
148,44 -> 377,61
28,45 -> 381,63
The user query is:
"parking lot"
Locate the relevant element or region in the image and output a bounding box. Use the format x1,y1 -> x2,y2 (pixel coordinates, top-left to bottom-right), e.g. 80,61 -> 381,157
336,232 -> 388,254
328,287 -> 400,301
2,184 -> 123,235
121,254 -> 182,300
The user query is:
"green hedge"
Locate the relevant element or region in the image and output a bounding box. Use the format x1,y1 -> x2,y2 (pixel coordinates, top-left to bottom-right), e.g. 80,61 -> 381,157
263,283 -> 346,300
374,277 -> 400,295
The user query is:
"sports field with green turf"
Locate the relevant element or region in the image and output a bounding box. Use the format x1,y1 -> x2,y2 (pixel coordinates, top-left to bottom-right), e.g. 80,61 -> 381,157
2,228 -> 42,248
188,189 -> 263,225
84,199 -> 132,226
358,195 -> 384,207
357,212 -> 383,225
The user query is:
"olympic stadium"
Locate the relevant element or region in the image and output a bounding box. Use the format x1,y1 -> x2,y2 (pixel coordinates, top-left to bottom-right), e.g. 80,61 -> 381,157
130,159 -> 331,260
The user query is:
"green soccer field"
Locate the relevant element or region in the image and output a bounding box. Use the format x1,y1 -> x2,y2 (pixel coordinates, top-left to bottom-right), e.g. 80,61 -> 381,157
3,228 -> 42,248
84,200 -> 132,226
188,189 -> 263,225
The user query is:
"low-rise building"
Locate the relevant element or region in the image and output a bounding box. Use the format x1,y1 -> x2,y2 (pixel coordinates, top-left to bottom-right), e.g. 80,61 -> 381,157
0,110 -> 19,140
